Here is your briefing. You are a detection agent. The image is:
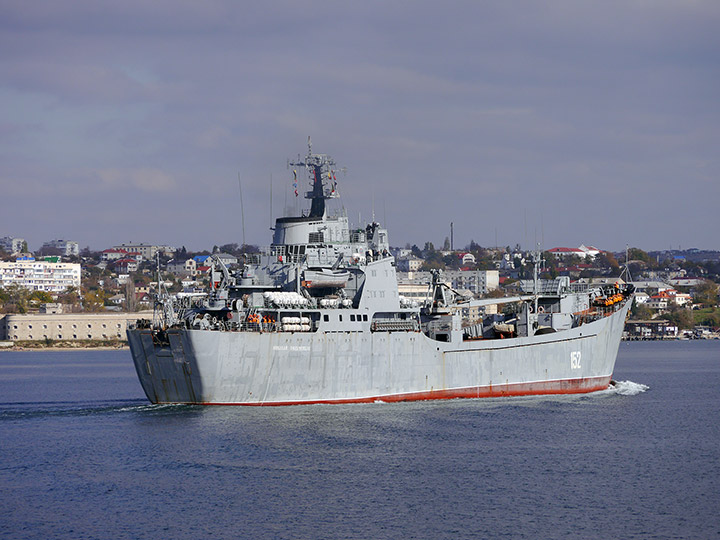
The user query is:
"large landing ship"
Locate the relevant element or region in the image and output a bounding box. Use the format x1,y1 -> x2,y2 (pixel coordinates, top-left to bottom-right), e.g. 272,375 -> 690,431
127,142 -> 633,405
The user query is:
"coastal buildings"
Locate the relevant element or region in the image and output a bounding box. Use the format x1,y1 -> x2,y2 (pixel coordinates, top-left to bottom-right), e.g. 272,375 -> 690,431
112,243 -> 174,259
0,259 -> 81,293
40,239 -> 79,257
167,258 -> 197,277
397,269 -> 499,298
0,311 -> 150,341
0,236 -> 25,255
547,244 -> 602,260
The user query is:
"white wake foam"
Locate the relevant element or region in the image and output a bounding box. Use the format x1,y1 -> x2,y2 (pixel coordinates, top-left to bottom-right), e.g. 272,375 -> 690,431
609,380 -> 649,396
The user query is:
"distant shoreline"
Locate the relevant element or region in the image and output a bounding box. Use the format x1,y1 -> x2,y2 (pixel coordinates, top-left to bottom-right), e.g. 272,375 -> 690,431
0,341 -> 128,352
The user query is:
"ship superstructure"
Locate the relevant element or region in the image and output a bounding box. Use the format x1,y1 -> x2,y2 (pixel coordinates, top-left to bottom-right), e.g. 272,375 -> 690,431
128,142 -> 633,405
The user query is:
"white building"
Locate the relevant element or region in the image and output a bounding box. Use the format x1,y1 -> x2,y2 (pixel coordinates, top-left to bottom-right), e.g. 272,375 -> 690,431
444,269 -> 499,296
0,236 -> 25,255
113,243 -> 174,259
41,239 -> 80,257
167,259 -> 197,277
214,253 -> 239,266
547,245 -> 602,260
0,259 -> 81,293
397,269 -> 499,297
396,256 -> 424,272
101,248 -> 128,261
460,253 -> 476,265
1,311 -> 151,341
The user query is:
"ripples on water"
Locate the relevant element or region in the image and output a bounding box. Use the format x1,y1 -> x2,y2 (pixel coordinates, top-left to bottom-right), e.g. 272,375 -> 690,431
0,343 -> 718,540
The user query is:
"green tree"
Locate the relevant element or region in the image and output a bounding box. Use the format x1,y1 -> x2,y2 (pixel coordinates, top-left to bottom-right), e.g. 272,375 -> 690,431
83,289 -> 107,312
694,280 -> 718,306
665,305 -> 695,330
28,290 -> 53,307
3,284 -> 30,313
631,302 -> 653,320
595,252 -> 620,270
57,286 -> 80,307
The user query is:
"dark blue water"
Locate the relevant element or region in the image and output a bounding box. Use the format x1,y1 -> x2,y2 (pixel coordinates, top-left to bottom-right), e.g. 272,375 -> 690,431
1,342 -> 718,540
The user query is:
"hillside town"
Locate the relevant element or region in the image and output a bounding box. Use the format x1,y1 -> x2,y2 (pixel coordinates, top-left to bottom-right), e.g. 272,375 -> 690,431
1,234 -> 719,346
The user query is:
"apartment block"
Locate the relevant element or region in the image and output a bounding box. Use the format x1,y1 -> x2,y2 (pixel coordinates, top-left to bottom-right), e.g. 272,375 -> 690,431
0,259 -> 81,292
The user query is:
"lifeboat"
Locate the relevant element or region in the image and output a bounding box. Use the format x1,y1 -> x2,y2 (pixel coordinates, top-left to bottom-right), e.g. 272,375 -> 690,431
303,268 -> 350,288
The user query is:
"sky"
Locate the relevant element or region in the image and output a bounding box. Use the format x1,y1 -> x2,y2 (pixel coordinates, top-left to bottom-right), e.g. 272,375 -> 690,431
1,0 -> 719,254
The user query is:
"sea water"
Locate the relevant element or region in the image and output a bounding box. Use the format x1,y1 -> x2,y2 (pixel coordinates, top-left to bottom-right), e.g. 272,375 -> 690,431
1,341 -> 718,540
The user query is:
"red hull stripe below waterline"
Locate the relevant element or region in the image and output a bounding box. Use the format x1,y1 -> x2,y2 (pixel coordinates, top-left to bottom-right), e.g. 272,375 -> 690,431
163,375 -> 613,407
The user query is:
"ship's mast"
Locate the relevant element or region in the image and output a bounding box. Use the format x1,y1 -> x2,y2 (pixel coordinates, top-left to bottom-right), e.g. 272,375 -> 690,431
287,137 -> 342,219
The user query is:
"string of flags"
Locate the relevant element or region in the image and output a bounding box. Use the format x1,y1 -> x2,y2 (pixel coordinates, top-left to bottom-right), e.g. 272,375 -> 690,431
291,168 -> 337,196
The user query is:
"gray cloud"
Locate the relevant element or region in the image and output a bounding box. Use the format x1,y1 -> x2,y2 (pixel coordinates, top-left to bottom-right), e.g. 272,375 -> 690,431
1,0 -> 718,252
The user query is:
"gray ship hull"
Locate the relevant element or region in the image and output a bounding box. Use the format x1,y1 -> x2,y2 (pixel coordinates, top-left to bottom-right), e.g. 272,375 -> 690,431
127,300 -> 630,405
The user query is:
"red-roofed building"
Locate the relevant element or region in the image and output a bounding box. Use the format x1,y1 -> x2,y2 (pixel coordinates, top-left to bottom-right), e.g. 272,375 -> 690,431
548,247 -> 584,256
548,245 -> 603,260
647,291 -> 673,311
458,253 -> 476,265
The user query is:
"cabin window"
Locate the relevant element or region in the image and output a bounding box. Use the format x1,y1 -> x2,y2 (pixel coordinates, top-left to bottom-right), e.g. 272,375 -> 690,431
350,314 -> 356,322
323,314 -> 329,322
339,314 -> 343,322
363,314 -> 368,322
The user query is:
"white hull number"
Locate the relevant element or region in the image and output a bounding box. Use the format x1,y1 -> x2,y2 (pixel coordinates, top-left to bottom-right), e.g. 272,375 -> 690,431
570,351 -> 582,369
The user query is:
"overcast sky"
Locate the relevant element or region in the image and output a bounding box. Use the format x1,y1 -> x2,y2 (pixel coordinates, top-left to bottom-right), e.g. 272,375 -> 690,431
2,1 -> 718,253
